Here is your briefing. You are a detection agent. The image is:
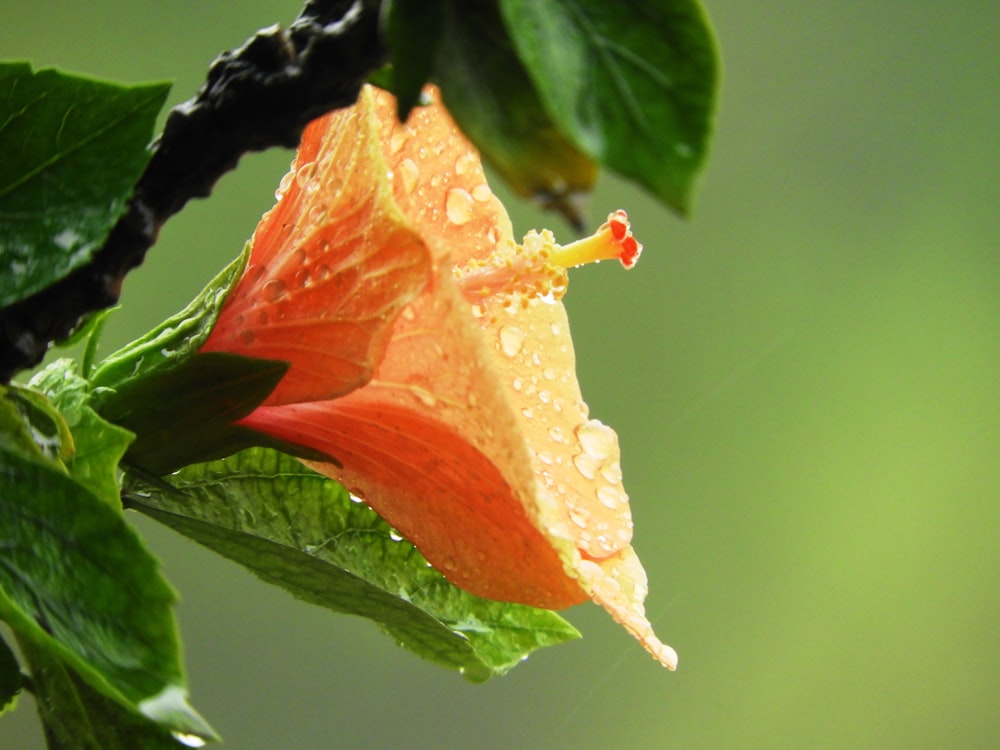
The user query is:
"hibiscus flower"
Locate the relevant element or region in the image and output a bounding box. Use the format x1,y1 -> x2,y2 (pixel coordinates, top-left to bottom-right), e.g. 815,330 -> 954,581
201,85 -> 677,669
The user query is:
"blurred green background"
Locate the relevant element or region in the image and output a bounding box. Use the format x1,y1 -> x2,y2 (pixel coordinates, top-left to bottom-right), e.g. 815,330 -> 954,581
3,2 -> 999,748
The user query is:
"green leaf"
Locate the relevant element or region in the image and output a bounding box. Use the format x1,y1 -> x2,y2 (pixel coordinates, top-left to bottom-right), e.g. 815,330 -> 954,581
16,636 -> 205,750
499,0 -> 719,215
434,1 -> 597,229
124,448 -> 580,682
384,0 -> 446,120
0,634 -> 22,715
0,62 -> 170,307
0,384 -> 74,468
28,359 -> 134,506
0,446 -> 215,741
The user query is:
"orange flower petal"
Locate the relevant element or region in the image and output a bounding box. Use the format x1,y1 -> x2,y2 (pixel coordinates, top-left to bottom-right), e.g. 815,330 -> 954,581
202,89 -> 432,406
232,85 -> 676,668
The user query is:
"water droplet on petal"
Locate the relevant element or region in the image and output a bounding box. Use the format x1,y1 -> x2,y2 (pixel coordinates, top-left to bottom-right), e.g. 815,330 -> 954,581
455,151 -> 477,175
576,420 -> 616,460
569,507 -> 590,528
263,279 -> 287,302
597,485 -> 625,510
275,169 -> 294,200
600,461 -> 623,484
548,426 -> 565,443
471,184 -> 492,202
398,157 -> 419,194
446,187 -> 474,225
573,453 -> 600,480
389,530 -> 403,542
499,325 -> 526,357
487,226 -> 501,244
295,161 -> 317,188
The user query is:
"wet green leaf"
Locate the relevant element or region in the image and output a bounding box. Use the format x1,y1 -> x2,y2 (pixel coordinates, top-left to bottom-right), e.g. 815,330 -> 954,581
434,1 -> 597,229
0,634 -> 22,715
125,448 -> 580,682
0,62 -> 170,306
29,359 -> 134,507
384,0 -> 445,120
499,0 -> 719,215
0,446 -> 214,741
16,637 -> 207,749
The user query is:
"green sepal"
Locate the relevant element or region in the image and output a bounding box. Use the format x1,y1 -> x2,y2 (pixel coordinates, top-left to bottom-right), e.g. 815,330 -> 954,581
90,244 -> 250,391
124,448 -> 581,683
93,350 -> 292,476
87,243 -> 325,475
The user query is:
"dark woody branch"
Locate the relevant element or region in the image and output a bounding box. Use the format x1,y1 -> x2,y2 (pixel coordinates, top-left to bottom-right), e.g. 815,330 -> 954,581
0,0 -> 385,382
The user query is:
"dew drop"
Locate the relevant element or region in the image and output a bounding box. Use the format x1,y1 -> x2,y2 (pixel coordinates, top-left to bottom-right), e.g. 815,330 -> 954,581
471,184 -> 492,202
498,325 -> 526,357
547,426 -> 565,443
315,265 -> 332,281
275,170 -> 294,200
569,507 -> 590,528
238,330 -> 255,345
487,226 -> 501,244
512,377 -> 524,392
263,279 -> 287,302
295,161 -> 317,188
537,450 -> 556,466
446,187 -> 475,225
389,129 -> 408,154
597,485 -> 625,510
401,306 -> 416,321
398,157 -> 419,194
521,407 -> 535,419
573,453 -> 600,480
576,420 -> 616,460
550,322 -> 562,336
389,530 -> 404,542
600,461 -> 623,484
442,556 -> 457,571
455,151 -> 477,175
415,389 -> 438,407
171,732 -> 206,748
542,367 -> 557,381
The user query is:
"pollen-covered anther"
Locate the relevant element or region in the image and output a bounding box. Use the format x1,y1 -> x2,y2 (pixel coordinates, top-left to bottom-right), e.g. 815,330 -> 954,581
453,233 -> 570,305
550,209 -> 644,270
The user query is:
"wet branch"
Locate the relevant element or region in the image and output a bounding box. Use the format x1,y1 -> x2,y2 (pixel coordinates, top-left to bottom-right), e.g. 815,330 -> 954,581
0,0 -> 385,382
